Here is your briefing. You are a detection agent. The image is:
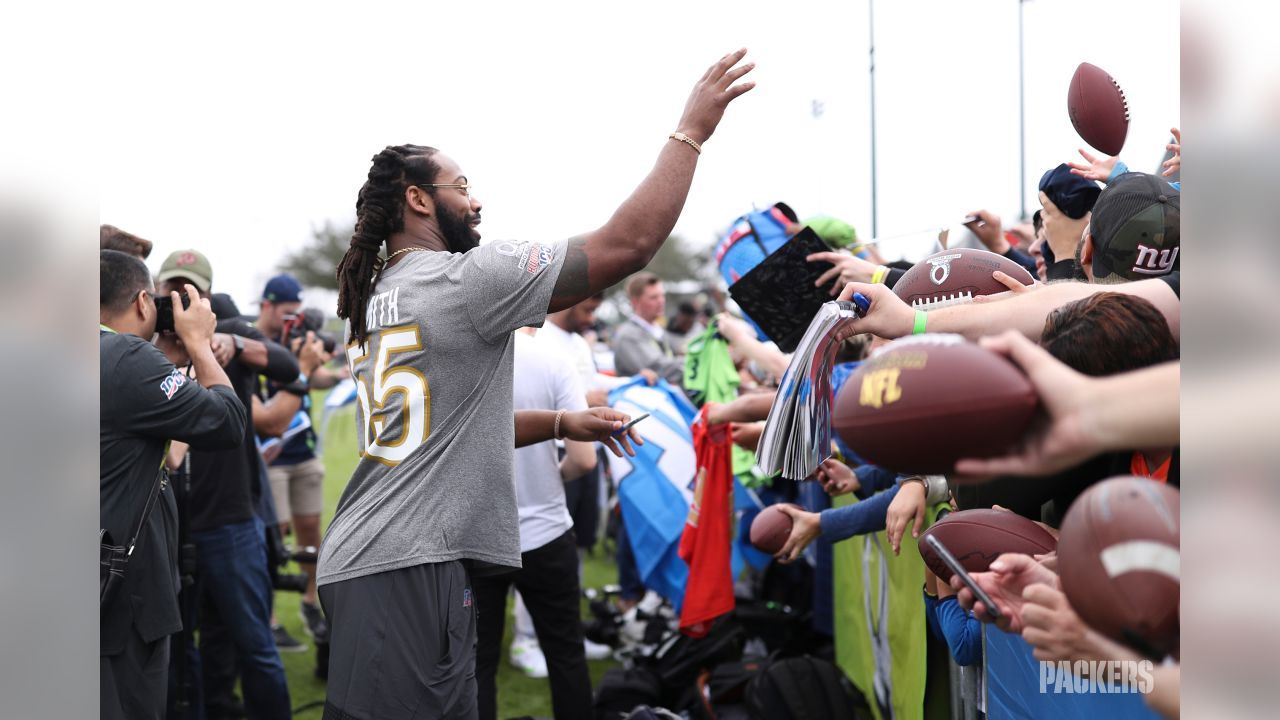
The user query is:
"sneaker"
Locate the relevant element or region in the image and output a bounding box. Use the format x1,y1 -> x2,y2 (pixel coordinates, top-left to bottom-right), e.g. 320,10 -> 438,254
509,635 -> 549,678
272,623 -> 308,653
583,638 -> 613,661
299,600 -> 329,641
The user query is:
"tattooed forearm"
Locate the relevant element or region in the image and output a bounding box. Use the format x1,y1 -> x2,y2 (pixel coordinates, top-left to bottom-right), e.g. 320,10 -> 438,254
552,237 -> 591,299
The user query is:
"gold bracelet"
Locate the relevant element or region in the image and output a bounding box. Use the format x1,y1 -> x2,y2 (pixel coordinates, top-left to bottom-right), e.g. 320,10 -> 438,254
669,132 -> 702,155
553,409 -> 567,439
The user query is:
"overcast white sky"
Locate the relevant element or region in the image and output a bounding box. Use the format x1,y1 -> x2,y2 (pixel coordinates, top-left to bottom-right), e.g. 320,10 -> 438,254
97,0 -> 1178,311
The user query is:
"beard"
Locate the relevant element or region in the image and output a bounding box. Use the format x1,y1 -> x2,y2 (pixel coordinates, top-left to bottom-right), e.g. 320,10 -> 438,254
437,202 -> 481,254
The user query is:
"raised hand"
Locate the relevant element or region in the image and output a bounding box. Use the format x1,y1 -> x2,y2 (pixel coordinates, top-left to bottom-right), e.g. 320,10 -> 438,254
1162,127 -> 1181,177
675,49 -> 757,145
807,251 -> 878,295
963,210 -> 1009,254
1067,147 -> 1118,182
885,480 -> 926,555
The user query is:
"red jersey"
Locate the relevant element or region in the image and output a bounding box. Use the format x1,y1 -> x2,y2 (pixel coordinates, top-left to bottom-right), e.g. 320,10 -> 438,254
678,407 -> 736,637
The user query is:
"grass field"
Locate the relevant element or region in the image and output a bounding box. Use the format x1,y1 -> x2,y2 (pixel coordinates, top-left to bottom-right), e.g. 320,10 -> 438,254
272,400 -> 619,719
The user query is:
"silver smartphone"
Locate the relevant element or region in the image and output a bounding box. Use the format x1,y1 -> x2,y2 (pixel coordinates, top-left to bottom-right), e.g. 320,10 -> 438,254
925,534 -> 1002,619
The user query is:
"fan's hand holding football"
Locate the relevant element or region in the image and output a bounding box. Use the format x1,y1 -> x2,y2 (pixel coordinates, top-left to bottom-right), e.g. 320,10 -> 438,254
1067,147 -> 1119,182
953,331 -> 1101,477
560,408 -> 644,458
774,504 -> 821,564
1020,584 -> 1142,664
814,458 -> 858,497
1162,127 -> 1181,177
835,282 -> 914,340
807,250 -> 877,294
885,480 -> 927,555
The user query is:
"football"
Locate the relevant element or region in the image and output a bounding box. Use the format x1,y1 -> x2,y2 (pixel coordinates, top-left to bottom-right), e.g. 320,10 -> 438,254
892,247 -> 1035,309
750,503 -> 800,555
832,334 -> 1037,474
1067,62 -> 1130,156
918,509 -> 1058,583
1057,476 -> 1180,658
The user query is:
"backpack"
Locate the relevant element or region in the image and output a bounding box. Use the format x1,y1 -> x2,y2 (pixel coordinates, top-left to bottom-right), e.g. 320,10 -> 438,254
744,656 -> 873,720
648,616 -> 746,699
595,667 -> 664,720
714,202 -> 799,287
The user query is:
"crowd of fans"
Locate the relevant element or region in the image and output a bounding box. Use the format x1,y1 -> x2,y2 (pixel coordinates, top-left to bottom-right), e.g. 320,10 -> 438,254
100,48 -> 1180,720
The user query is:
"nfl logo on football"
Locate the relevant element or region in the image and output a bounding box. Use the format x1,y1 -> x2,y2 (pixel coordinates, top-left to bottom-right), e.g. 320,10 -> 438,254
1038,659 -> 1155,694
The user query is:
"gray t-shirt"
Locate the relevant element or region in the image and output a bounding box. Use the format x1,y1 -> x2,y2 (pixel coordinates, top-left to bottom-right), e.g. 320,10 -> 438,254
318,239 -> 566,586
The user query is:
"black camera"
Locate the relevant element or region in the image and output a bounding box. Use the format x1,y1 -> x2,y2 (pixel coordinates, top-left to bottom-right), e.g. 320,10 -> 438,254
282,308 -> 338,354
153,292 -> 191,334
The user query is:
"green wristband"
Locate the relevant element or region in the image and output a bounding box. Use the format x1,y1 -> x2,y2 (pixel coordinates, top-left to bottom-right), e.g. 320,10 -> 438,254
913,310 -> 927,335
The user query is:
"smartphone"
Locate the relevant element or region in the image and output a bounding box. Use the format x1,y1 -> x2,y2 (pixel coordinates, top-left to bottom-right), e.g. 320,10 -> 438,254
924,534 -> 1003,619
153,292 -> 192,334
614,412 -> 650,435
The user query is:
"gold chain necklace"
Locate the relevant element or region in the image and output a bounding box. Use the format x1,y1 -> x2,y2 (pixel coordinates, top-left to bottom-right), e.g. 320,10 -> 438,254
384,246 -> 430,265
374,246 -> 430,281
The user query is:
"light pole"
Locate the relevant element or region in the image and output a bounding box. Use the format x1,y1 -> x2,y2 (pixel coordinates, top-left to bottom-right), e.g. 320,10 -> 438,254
1019,0 -> 1028,221
868,0 -> 879,238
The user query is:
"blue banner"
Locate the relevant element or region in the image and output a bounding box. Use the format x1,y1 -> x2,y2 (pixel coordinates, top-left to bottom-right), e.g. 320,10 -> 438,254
984,627 -> 1160,719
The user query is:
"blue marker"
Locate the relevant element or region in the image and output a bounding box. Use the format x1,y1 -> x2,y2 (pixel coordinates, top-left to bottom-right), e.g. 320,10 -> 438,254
851,291 -> 871,317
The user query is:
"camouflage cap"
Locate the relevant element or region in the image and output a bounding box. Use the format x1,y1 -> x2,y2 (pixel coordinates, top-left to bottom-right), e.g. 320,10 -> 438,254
1089,172 -> 1180,281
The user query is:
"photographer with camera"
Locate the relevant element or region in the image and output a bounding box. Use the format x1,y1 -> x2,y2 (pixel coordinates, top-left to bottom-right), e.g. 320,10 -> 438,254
100,250 -> 247,720
154,251 -> 299,720
253,274 -> 344,645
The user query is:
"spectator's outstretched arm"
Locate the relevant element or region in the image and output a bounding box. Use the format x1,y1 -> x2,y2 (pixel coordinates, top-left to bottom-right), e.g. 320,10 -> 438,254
953,332 -> 1179,477
705,389 -> 776,425
716,312 -> 789,379
548,51 -> 755,311
837,276 -> 1179,342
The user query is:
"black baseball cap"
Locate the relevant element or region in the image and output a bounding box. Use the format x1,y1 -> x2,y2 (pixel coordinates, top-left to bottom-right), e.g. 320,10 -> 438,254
1089,172 -> 1180,281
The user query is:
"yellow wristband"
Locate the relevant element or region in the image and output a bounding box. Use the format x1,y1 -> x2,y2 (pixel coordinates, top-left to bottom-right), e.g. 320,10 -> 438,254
871,265 -> 889,284
669,132 -> 702,154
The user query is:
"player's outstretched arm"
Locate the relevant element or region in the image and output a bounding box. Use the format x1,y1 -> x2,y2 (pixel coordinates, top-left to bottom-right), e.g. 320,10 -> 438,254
548,50 -> 755,311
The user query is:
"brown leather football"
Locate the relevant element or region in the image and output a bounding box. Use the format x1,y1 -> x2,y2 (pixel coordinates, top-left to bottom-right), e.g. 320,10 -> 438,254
919,509 -> 1058,583
1057,476 -> 1180,658
833,334 -> 1037,475
892,247 -> 1034,310
1068,62 -> 1130,156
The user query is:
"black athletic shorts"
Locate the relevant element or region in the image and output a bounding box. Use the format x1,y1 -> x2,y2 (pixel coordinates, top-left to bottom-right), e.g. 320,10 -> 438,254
319,561 -> 477,720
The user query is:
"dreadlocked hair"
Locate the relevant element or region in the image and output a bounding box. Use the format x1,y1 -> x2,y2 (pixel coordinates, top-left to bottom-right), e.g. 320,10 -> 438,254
336,144 -> 441,347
